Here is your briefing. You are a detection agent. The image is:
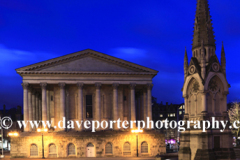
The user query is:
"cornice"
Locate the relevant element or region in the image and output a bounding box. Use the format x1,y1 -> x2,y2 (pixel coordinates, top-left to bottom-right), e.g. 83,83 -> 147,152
17,71 -> 157,76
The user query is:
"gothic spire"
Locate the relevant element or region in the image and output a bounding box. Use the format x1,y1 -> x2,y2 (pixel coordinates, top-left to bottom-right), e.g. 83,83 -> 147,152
192,0 -> 216,50
184,47 -> 188,80
221,41 -> 226,76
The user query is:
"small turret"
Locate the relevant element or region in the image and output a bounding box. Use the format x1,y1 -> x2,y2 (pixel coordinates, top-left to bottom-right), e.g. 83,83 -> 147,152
221,41 -> 226,76
200,41 -> 206,79
184,47 -> 188,80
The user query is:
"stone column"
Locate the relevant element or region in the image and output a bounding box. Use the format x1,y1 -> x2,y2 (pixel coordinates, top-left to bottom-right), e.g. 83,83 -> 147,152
130,83 -> 136,128
40,83 -> 47,124
39,98 -> 42,121
113,83 -> 119,130
59,83 -> 65,131
147,83 -> 153,120
21,83 -> 29,132
32,92 -> 36,121
36,93 -> 39,121
28,87 -> 32,131
202,92 -> 207,112
143,88 -> 148,124
95,83 -> 101,130
77,83 -> 84,131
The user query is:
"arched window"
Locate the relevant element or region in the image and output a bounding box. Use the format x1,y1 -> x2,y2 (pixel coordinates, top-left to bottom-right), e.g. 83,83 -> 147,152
105,143 -> 112,154
141,142 -> 148,153
68,143 -> 75,156
30,144 -> 38,156
123,142 -> 131,155
49,143 -> 57,158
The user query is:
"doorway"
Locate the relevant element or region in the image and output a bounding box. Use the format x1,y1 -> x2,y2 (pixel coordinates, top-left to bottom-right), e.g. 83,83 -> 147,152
86,143 -> 95,157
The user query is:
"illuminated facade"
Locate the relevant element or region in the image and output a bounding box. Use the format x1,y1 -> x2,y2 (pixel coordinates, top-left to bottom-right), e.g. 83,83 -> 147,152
11,49 -> 165,158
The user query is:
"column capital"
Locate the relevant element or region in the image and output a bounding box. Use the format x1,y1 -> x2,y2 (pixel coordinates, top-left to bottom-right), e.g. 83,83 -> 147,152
129,83 -> 136,89
40,83 -> 47,89
146,83 -> 153,89
112,83 -> 119,89
21,83 -> 29,89
77,82 -> 84,89
58,83 -> 65,89
95,83 -> 102,89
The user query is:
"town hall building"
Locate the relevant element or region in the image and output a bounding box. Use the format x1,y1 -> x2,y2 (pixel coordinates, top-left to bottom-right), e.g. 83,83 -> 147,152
11,49 -> 165,158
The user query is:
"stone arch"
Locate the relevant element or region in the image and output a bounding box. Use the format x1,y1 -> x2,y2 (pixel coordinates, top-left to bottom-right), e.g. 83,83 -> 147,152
67,143 -> 76,156
123,142 -> 131,155
48,143 -> 57,158
30,143 -> 38,157
204,73 -> 228,93
183,74 -> 203,97
141,141 -> 148,153
105,142 -> 113,154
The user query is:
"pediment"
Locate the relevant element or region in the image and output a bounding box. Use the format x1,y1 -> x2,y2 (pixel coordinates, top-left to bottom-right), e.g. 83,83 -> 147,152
16,49 -> 158,75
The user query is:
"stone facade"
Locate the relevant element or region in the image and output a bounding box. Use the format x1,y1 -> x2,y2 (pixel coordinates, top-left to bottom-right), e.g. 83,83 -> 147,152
11,130 -> 165,158
179,0 -> 235,160
13,49 -> 165,158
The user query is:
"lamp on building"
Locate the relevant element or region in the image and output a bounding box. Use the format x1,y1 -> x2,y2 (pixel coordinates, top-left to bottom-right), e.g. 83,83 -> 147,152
37,128 -> 48,159
8,132 -> 19,137
131,129 -> 143,157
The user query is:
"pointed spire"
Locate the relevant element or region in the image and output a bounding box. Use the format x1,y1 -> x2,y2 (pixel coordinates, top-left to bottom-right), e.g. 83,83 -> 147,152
221,41 -> 226,76
192,0 -> 215,50
184,47 -> 188,79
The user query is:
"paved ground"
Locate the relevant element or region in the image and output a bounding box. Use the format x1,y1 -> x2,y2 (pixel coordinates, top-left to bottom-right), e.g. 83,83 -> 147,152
1,156 -> 156,160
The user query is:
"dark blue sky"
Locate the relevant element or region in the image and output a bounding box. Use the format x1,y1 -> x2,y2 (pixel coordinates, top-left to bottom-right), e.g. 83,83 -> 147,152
1,0 -> 240,109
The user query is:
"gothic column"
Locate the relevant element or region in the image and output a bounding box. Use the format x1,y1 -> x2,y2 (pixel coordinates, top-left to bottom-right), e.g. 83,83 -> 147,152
59,83 -> 65,131
40,83 -> 47,124
202,92 -> 207,112
28,87 -> 32,131
77,83 -> 84,131
130,83 -> 136,128
95,83 -> 101,130
21,83 -> 29,132
147,83 -> 153,120
113,83 -> 119,130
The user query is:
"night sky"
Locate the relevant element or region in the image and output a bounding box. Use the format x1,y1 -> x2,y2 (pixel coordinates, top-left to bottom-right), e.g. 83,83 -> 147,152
1,0 -> 240,109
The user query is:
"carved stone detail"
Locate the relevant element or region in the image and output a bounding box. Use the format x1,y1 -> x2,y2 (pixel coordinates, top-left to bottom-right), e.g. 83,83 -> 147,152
21,83 -> 29,89
77,82 -> 84,89
95,83 -> 101,89
40,83 -> 47,89
129,83 -> 136,89
112,83 -> 119,89
58,83 -> 65,89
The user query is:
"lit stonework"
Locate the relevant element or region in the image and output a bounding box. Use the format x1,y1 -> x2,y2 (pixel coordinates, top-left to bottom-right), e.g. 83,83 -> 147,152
12,49 -> 165,158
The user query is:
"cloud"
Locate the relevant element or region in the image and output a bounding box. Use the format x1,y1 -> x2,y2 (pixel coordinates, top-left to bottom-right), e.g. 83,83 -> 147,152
110,47 -> 147,59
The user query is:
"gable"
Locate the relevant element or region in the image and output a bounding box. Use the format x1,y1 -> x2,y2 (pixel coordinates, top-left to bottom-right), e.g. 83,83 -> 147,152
16,49 -> 158,76
39,56 -> 135,72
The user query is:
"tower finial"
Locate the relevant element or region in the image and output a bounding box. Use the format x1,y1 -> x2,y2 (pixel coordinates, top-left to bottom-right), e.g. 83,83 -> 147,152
192,0 -> 215,50
221,41 -> 226,76
184,47 -> 188,80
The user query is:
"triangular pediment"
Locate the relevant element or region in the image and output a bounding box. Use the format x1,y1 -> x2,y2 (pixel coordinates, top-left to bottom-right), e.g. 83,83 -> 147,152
16,49 -> 158,75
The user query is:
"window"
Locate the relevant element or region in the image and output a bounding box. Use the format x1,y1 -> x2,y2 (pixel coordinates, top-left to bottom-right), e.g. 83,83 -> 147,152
30,144 -> 38,156
179,111 -> 182,115
86,95 -> 93,118
123,142 -> 131,155
68,143 -> 75,156
160,114 -> 163,117
169,113 -> 175,117
49,144 -> 57,158
105,143 -> 112,154
141,142 -> 148,153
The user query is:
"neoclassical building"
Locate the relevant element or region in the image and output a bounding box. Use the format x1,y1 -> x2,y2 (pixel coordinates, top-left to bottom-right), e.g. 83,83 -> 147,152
179,0 -> 235,160
11,49 -> 165,158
